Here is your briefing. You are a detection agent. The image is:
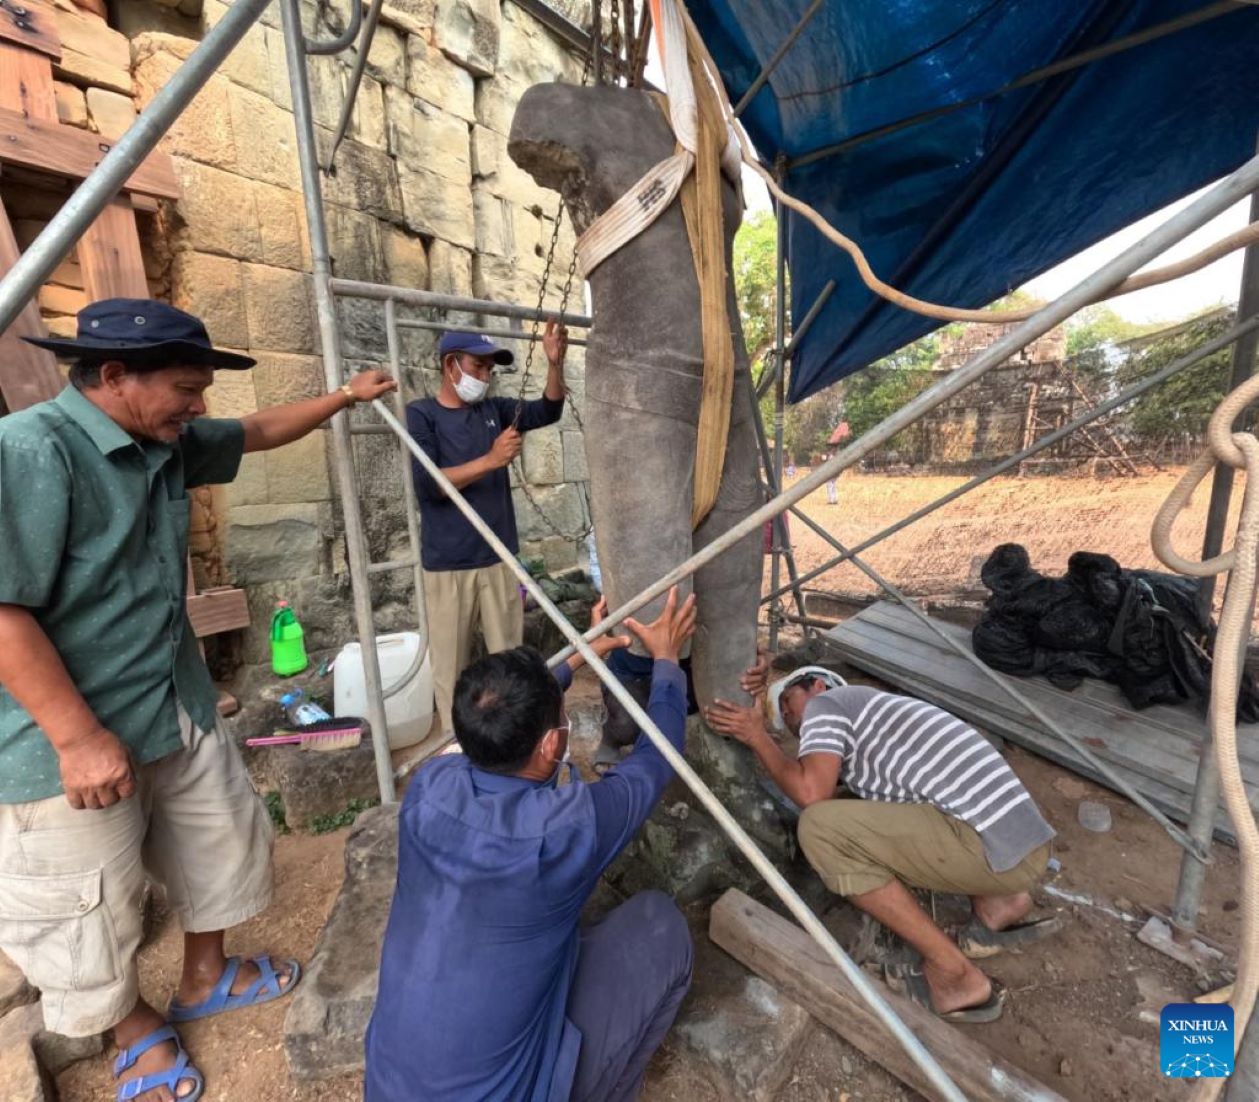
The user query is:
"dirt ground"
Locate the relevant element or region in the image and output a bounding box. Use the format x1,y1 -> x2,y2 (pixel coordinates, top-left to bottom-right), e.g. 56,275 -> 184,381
55,468 -> 1249,1101
776,466 -> 1246,601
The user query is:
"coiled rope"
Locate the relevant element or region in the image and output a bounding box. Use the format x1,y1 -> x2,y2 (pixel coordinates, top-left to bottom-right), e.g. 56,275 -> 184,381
1152,376 -> 1259,1098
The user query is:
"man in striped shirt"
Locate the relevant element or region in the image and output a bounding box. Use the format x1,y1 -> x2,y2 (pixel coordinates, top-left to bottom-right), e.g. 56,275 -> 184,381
706,667 -> 1056,1023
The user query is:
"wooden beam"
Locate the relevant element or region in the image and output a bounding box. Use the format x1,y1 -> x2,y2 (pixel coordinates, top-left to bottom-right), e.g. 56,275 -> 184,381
79,199 -> 148,299
186,587 -> 251,639
0,107 -> 180,200
0,42 -> 57,120
709,890 -> 1066,1102
0,198 -> 63,411
0,0 -> 60,61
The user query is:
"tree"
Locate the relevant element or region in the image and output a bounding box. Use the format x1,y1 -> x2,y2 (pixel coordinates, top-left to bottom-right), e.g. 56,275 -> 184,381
733,211 -> 779,369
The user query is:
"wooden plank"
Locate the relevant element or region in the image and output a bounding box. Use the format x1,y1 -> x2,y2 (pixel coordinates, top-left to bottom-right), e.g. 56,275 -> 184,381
186,587 -> 251,639
709,890 -> 1067,1102
0,198 -> 62,411
79,199 -> 148,299
0,107 -> 180,200
0,0 -> 60,60
0,42 -> 57,120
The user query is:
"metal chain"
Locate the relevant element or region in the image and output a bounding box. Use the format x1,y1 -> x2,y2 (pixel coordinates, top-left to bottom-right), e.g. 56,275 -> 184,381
607,0 -> 625,84
509,45 -> 594,546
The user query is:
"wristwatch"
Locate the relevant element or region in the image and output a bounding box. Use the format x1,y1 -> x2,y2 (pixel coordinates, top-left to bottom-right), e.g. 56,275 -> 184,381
339,382 -> 356,405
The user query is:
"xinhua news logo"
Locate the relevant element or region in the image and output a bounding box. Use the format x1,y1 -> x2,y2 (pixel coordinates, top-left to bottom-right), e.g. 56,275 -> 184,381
1161,1003 -> 1234,1078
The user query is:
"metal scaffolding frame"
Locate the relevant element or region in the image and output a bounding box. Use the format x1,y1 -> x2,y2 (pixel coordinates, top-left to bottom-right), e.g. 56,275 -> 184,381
1,0 -> 1257,1094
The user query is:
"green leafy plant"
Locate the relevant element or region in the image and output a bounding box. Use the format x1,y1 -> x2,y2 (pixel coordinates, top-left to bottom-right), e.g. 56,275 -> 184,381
265,791 -> 290,834
309,797 -> 379,835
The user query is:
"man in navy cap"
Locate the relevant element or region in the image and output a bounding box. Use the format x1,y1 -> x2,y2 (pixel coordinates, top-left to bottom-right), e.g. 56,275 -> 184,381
407,320 -> 569,739
0,298 -> 395,1101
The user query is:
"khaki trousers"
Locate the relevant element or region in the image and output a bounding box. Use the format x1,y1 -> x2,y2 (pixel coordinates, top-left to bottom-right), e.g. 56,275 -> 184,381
424,562 -> 524,734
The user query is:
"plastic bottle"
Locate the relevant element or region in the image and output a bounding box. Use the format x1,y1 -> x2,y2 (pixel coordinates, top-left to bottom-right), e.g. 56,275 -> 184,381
280,689 -> 331,728
270,600 -> 309,676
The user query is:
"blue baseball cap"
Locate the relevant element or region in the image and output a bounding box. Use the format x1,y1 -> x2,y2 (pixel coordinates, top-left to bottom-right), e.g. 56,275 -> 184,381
438,330 -> 514,366
24,298 -> 255,370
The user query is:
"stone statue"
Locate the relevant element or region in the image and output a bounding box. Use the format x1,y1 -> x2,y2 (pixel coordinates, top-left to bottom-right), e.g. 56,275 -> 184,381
508,82 -> 763,727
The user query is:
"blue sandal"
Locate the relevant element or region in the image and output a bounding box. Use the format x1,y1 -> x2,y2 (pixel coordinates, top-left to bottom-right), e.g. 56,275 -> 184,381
114,1025 -> 203,1102
167,954 -> 302,1023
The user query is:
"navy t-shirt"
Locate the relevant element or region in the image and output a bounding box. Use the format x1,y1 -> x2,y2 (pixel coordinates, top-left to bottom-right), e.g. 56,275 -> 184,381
407,394 -> 564,571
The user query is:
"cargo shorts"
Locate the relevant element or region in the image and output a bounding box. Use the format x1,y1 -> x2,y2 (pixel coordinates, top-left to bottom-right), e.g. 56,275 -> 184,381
0,710 -> 274,1037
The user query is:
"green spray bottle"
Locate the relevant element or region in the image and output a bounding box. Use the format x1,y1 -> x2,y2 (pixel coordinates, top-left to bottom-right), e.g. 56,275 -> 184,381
270,600 -> 309,676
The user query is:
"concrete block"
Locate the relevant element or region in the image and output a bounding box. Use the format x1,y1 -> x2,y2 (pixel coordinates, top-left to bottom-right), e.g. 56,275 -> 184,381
381,226 -> 428,290
385,87 -> 471,183
284,806 -> 399,1079
52,81 -> 88,128
172,159 -> 262,260
267,431 -> 332,504
243,264 -> 315,354
252,352 -> 326,408
405,35 -> 475,122
434,0 -> 500,77
398,165 -> 476,250
227,84 -> 301,189
427,240 -> 473,296
133,35 -> 237,169
172,252 -> 249,349
228,503 -> 325,584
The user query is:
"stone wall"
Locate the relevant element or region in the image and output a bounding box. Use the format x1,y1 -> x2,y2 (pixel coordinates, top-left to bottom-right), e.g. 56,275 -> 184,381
18,0 -> 596,669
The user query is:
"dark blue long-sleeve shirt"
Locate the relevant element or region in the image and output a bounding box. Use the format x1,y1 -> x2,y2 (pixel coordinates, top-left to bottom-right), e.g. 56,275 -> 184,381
363,659 -> 688,1102
407,394 -> 563,571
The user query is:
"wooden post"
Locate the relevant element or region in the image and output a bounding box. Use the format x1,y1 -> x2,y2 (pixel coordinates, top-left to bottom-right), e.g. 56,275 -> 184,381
709,889 -> 1066,1102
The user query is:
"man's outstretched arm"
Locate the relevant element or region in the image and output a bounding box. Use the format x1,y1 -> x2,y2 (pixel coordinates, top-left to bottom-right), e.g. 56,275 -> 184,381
242,370 -> 396,453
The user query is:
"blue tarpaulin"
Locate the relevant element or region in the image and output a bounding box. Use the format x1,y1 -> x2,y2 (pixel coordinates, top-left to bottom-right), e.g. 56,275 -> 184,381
685,1 -> 1259,401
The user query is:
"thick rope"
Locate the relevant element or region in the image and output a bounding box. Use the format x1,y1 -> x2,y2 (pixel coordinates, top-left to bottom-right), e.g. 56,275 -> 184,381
1151,376 -> 1259,1099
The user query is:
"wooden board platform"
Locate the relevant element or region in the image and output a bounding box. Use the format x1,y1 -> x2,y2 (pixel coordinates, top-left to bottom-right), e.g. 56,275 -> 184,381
822,602 -> 1259,842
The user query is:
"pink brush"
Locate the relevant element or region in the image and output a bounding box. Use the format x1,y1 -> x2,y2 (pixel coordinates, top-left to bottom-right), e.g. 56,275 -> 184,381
247,725 -> 363,752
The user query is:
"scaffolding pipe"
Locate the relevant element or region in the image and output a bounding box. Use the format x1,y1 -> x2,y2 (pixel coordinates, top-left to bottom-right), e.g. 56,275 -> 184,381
396,317 -> 589,347
369,398 -> 970,1102
281,0 -> 396,804
304,0 -> 365,55
732,0 -> 824,118
760,312 -> 1259,605
769,195 -> 789,650
546,151 -> 1259,670
330,279 -> 593,327
324,0 -> 386,168
775,494 -> 1206,858
0,0 -> 273,333
1173,147 -> 1259,931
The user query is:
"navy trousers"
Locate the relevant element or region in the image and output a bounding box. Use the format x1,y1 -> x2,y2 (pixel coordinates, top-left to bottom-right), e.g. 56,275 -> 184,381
566,891 -> 694,1102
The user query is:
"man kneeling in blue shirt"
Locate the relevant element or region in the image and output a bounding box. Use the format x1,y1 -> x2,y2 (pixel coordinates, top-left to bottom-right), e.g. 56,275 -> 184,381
365,588 -> 698,1102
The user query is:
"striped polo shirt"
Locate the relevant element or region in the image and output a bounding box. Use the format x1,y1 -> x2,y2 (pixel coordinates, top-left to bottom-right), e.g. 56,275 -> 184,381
799,686 -> 1055,872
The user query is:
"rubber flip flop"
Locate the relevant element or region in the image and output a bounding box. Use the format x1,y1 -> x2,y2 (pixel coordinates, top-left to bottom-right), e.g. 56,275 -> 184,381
113,1024 -> 203,1102
956,915 -> 1064,960
884,961 -> 1006,1024
167,954 -> 302,1023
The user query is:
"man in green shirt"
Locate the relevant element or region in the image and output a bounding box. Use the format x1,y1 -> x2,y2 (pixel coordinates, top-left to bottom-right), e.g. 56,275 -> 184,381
0,298 -> 395,1102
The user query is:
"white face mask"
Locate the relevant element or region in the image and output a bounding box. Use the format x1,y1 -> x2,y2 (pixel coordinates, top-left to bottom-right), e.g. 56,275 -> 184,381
453,364 -> 488,404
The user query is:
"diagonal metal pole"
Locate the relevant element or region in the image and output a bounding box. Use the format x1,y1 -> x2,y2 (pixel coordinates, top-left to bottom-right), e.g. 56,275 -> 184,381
371,398 -> 970,1102
774,489 -> 1209,859
769,192 -> 789,649
0,0 -> 274,332
547,151 -> 1259,670
732,0 -> 825,117
761,313 -> 1259,605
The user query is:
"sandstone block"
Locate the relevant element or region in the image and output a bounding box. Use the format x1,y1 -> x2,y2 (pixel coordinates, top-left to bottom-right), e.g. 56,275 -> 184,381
37,285 -> 87,317
381,226 -> 428,289
305,52 -> 348,132
0,1000 -> 104,1076
228,503 -> 325,584
52,6 -> 131,93
53,82 -> 88,128
536,536 -> 579,573
472,253 -> 537,306
0,954 -> 36,1018
284,806 -> 398,1079
398,165 -> 475,250
206,366 -> 257,419
427,240 -> 473,296
471,123 -> 502,179
473,76 -> 523,137
227,84 -> 301,189
405,35 -> 475,122
264,28 -> 295,111
172,252 -> 249,348
252,182 -> 307,270
265,737 -> 379,831
335,298 -> 389,361
434,0 -> 500,77
325,202 -> 386,283
562,430 -> 587,482
365,24 -> 406,85
243,264 -> 315,353
381,0 -> 435,36
522,425 -> 564,486
173,159 -> 262,259
319,139 -> 403,223
230,452 -> 269,508
218,22 -> 272,99
472,185 -> 514,257
513,482 -> 585,544
385,87 -> 471,183
133,37 -> 237,169
0,1035 -> 45,1102
488,154 -> 557,216
349,74 -> 388,150
499,1 -> 580,87
267,431 -> 332,504
253,352 -> 328,408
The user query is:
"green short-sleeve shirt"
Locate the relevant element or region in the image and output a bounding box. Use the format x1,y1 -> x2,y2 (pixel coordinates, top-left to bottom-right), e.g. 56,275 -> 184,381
0,386 -> 245,803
